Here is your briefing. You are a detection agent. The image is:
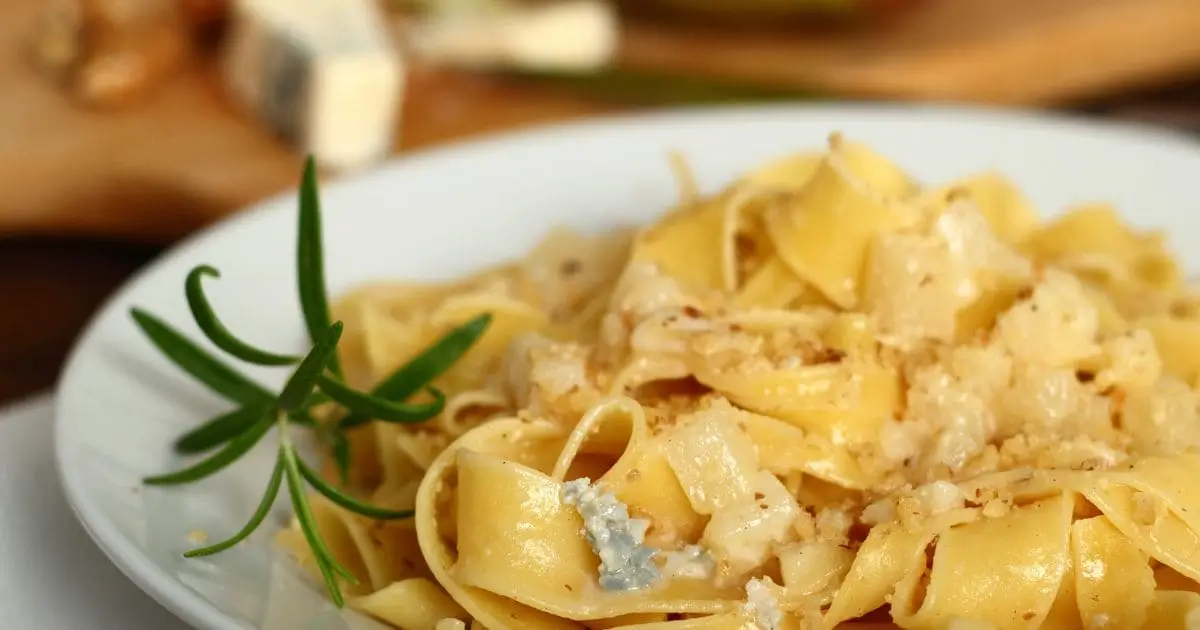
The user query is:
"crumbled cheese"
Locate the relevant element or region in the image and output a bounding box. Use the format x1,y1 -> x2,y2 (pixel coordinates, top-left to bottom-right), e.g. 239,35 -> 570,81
933,199 -> 1032,287
434,619 -> 467,630
860,497 -> 897,525
1095,329 -> 1162,391
743,577 -> 784,630
562,478 -> 660,591
1053,435 -> 1125,471
815,506 -> 853,544
947,344 -> 1013,401
1088,613 -> 1111,629
502,332 -> 551,408
790,505 -> 817,540
913,480 -> 965,516
863,231 -> 962,347
703,472 -> 802,574
1002,368 -> 1084,432
880,418 -> 925,463
528,342 -> 591,398
906,365 -> 995,472
1122,377 -> 1200,456
995,269 -> 1099,368
614,262 -> 694,321
661,544 -> 715,580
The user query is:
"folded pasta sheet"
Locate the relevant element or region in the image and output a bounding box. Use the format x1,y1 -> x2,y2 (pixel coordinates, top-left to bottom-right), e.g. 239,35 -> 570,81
278,133 -> 1200,629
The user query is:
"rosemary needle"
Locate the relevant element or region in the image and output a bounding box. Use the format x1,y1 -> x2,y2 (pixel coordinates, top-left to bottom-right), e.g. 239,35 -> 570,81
185,265 -> 299,366
278,323 -> 343,411
132,154 -> 492,607
143,413 -> 275,486
338,312 -> 491,429
318,375 -> 446,424
183,457 -> 285,558
131,308 -> 273,406
296,457 -> 413,520
174,405 -> 270,455
297,156 -> 341,378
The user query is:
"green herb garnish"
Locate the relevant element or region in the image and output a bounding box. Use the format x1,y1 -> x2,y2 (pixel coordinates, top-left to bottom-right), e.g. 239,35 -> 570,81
134,156 -> 492,607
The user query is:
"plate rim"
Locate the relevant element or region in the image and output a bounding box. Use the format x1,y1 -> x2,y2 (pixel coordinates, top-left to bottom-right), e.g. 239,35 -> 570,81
52,101 -> 1200,630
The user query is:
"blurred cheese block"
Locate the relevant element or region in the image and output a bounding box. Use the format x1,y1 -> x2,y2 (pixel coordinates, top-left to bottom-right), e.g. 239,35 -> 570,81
221,0 -> 403,172
409,0 -> 618,71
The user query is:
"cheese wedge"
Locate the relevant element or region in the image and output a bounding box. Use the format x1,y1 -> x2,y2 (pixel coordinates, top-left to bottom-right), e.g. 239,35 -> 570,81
222,0 -> 404,172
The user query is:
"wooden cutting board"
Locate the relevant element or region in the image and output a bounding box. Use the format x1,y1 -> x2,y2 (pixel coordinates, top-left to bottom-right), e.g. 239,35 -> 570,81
3,0 -> 1200,243
622,0 -> 1200,105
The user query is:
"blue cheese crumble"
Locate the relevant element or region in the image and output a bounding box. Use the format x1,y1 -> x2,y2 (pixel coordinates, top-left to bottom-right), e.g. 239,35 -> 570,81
743,577 -> 783,630
561,477 -> 660,591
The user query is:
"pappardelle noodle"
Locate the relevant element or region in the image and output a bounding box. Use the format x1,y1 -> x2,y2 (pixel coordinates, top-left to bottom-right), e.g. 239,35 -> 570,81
279,133 -> 1200,630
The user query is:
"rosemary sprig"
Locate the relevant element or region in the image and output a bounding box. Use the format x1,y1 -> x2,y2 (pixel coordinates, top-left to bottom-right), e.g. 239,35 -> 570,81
133,156 -> 492,607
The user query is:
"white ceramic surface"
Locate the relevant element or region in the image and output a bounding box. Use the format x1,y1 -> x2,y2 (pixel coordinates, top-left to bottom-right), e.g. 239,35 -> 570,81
0,394 -> 188,630
55,104 -> 1200,630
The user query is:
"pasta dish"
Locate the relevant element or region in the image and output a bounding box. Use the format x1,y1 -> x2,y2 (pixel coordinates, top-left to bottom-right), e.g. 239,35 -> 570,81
277,133 -> 1200,629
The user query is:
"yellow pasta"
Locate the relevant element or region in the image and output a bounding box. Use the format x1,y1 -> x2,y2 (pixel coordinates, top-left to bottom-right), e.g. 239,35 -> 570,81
917,172 -> 1039,245
1140,316 -> 1200,383
763,149 -> 910,309
1071,516 -> 1155,629
276,133 -> 1200,630
891,494 -> 1074,628
631,192 -> 731,293
732,256 -> 808,310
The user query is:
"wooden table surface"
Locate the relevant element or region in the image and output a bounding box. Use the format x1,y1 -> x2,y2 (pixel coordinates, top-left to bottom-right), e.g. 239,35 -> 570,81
8,0 -> 1200,242
5,0 -> 1200,407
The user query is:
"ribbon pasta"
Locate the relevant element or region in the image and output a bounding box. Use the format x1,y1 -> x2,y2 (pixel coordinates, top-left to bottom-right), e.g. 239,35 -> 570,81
275,133 -> 1200,629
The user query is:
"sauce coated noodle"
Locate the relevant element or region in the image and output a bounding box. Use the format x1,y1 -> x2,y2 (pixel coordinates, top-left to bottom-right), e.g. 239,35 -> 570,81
278,133 -> 1200,629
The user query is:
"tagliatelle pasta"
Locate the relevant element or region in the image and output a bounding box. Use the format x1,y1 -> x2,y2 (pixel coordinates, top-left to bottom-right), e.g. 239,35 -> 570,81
277,132 -> 1200,629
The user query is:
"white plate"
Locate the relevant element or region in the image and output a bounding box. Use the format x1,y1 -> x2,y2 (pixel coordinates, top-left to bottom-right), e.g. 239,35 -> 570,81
55,104 -> 1200,629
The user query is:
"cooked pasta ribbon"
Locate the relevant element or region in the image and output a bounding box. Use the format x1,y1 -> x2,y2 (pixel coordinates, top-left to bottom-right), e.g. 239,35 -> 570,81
270,134 -> 1200,630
